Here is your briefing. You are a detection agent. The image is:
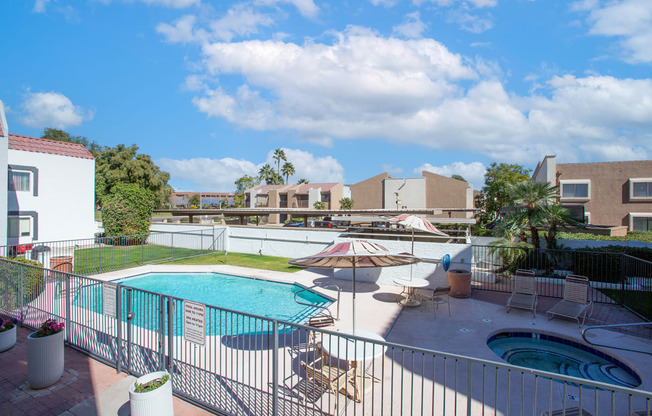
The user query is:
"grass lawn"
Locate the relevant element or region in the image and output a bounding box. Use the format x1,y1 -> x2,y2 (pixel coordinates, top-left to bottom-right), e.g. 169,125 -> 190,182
168,252 -> 302,273
599,288 -> 652,321
74,244 -> 211,275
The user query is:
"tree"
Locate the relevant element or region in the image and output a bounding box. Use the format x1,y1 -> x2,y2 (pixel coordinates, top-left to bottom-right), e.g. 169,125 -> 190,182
313,201 -> 326,210
451,174 -> 467,182
339,197 -> 354,210
269,172 -> 284,185
297,178 -> 309,184
281,162 -> 295,184
233,175 -> 260,208
95,144 -> 173,209
543,203 -> 581,249
273,148 -> 286,174
506,181 -> 559,249
41,128 -> 104,155
102,183 -> 153,242
482,162 -> 531,216
258,164 -> 274,184
188,194 -> 201,206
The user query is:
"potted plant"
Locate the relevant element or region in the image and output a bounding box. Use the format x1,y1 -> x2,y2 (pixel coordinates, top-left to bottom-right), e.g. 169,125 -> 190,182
27,318 -> 65,389
129,370 -> 174,416
0,317 -> 18,352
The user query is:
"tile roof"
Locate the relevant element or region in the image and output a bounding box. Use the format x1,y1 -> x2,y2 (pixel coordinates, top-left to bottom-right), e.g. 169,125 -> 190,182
8,134 -> 95,160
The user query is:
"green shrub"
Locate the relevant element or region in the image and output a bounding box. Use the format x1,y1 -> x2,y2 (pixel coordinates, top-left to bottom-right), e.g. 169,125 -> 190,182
0,257 -> 45,311
557,231 -> 652,243
102,183 -> 153,243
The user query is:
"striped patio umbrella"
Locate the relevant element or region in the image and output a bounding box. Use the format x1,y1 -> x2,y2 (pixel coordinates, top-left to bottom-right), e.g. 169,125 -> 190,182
288,240 -> 420,332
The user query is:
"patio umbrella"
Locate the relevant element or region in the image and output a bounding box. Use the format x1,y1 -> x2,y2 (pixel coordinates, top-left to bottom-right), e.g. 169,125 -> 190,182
288,240 -> 420,333
388,214 -> 449,280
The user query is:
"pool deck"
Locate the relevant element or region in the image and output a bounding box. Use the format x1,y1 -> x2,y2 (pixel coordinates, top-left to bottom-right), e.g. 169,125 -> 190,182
1,264 -> 650,415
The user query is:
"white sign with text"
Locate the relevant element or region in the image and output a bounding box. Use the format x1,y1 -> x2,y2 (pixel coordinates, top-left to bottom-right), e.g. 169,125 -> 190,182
184,301 -> 206,346
103,282 -> 117,318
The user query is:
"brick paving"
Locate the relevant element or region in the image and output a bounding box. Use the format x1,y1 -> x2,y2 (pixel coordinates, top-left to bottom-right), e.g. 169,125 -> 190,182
0,326 -> 215,416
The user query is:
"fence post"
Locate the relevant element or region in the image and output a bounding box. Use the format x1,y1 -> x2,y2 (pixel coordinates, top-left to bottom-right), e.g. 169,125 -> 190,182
272,320 -> 279,416
65,274 -> 71,342
171,233 -> 174,260
116,285 -> 123,374
141,238 -> 145,266
19,265 -> 24,326
126,288 -> 133,373
159,295 -> 166,371
167,296 -> 174,375
99,240 -> 102,273
620,253 -> 626,306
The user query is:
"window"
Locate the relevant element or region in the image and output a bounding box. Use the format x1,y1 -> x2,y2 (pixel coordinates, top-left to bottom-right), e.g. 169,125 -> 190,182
630,214 -> 652,232
8,217 -> 31,238
630,178 -> 652,200
560,180 -> 590,200
584,212 -> 590,225
321,193 -> 331,203
8,171 -> 31,192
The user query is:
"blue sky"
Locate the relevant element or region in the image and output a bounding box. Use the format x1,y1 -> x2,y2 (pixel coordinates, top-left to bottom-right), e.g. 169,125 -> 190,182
1,0 -> 651,192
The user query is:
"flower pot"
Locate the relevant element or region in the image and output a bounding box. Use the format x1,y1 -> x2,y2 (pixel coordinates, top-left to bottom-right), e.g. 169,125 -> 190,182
448,269 -> 471,298
27,329 -> 64,389
0,326 -> 17,352
129,371 -> 174,416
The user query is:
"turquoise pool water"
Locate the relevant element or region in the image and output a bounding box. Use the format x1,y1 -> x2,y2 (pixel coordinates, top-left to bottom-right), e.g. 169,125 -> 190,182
72,272 -> 332,335
487,332 -> 641,388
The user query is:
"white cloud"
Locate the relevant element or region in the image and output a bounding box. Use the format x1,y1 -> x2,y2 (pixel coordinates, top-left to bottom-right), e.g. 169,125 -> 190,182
447,10 -> 494,33
138,0 -> 199,8
19,91 -> 94,129
381,164 -> 404,175
33,0 -> 51,13
393,12 -> 427,39
370,0 -> 398,6
209,5 -> 275,41
156,15 -> 198,43
413,0 -> 497,8
157,157 -> 259,191
416,161 -> 486,189
264,148 -> 345,183
577,0 -> 652,63
254,0 -> 318,18
183,26 -> 651,164
158,149 -> 344,190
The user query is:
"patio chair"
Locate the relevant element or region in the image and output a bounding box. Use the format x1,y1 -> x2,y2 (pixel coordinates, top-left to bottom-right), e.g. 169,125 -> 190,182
300,358 -> 355,409
421,286 -> 451,317
546,275 -> 593,327
307,315 -> 336,362
506,270 -> 538,318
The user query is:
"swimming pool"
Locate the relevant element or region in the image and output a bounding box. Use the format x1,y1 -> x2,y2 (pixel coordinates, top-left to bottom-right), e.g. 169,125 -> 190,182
487,331 -> 641,388
73,272 -> 332,335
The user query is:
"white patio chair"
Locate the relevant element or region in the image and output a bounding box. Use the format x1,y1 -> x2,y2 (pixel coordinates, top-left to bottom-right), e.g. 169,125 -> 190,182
546,275 -> 593,327
506,269 -> 538,318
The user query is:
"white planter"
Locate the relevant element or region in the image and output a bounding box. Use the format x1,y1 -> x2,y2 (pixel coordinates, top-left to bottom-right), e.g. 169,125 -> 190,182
129,371 -> 174,416
0,326 -> 17,352
27,330 -> 64,389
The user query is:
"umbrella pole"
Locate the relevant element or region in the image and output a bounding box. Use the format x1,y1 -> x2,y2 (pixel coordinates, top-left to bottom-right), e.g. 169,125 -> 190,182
352,264 -> 356,334
410,228 -> 415,280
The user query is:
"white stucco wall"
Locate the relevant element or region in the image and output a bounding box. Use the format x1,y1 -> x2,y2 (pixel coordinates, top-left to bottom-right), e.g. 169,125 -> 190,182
7,150 -> 96,244
383,177 -> 426,209
0,102 -> 8,245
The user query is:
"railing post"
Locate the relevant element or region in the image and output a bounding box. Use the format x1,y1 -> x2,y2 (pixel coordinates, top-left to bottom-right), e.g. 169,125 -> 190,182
467,361 -> 472,416
19,265 -> 24,326
126,288 -> 133,374
171,233 -> 174,260
99,240 -> 102,273
167,297 -> 174,375
272,320 -> 279,416
620,253 -> 626,306
65,274 -> 71,342
116,285 -> 123,374
200,230 -> 203,252
159,295 -> 166,371
141,237 -> 145,266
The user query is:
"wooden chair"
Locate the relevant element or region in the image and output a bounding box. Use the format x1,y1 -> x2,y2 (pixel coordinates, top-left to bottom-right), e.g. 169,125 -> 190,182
506,269 -> 538,318
300,357 -> 355,409
546,275 -> 593,327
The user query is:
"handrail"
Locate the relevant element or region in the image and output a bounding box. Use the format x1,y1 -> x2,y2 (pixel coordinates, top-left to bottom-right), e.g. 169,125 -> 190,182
294,283 -> 341,320
582,322 -> 652,355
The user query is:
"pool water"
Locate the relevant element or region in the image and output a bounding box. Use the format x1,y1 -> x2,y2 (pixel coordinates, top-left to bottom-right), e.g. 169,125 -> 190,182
72,272 -> 332,335
487,332 -> 641,388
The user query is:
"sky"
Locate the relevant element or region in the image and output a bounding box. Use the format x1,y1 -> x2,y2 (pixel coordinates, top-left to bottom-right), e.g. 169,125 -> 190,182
1,0 -> 651,192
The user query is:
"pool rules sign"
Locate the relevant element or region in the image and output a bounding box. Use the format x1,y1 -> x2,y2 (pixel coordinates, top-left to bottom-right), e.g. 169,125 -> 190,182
183,301 -> 206,346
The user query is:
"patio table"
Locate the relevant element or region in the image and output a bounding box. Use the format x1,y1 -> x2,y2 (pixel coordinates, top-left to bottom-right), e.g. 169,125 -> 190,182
394,278 -> 429,307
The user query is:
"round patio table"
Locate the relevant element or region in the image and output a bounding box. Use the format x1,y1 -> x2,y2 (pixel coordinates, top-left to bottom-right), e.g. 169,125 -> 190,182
394,278 -> 429,307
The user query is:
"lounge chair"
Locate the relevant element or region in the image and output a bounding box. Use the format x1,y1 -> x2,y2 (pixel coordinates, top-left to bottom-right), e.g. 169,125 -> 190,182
506,269 -> 538,318
546,275 -> 593,327
300,358 -> 355,409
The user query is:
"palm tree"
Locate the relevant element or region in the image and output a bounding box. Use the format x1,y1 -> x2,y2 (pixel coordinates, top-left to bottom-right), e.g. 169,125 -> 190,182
543,203 -> 582,249
273,149 -> 286,175
339,197 -> 354,210
258,164 -> 274,184
297,178 -> 309,184
506,181 -> 559,249
281,162 -> 295,184
489,217 -> 533,275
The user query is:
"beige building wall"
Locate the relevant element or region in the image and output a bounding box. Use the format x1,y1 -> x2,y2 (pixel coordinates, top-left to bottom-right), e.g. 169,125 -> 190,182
557,160 -> 652,228
383,177 -> 426,209
423,171 -> 472,218
350,173 -> 390,209
267,190 -> 280,224
329,183 -> 344,209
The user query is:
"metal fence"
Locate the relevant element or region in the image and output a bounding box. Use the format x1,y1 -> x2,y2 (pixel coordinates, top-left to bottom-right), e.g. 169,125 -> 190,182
0,228 -> 225,276
1,258 -> 650,416
472,245 -> 652,314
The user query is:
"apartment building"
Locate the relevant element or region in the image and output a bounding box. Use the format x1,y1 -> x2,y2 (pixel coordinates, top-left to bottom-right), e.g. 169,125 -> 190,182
532,155 -> 652,230
170,191 -> 233,208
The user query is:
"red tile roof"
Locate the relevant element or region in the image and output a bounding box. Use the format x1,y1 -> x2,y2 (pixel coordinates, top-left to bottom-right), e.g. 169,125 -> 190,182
8,134 -> 95,160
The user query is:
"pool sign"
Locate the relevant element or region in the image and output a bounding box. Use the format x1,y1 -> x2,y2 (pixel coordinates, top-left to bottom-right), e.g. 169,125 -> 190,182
184,301 -> 206,346
102,283 -> 117,318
